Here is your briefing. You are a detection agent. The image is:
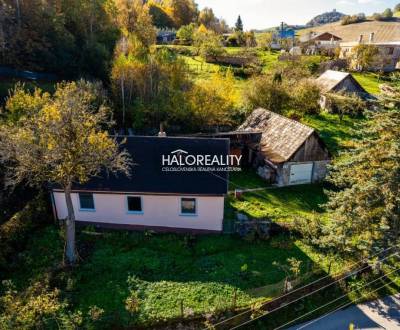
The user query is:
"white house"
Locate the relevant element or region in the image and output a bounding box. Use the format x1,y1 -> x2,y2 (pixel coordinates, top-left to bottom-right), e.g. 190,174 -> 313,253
51,136 -> 230,233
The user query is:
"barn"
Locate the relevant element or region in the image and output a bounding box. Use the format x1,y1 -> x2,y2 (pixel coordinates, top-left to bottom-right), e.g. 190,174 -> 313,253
315,70 -> 370,108
237,108 -> 331,186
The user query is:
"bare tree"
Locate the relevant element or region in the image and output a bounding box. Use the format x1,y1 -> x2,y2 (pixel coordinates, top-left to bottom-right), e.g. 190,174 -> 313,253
0,81 -> 132,264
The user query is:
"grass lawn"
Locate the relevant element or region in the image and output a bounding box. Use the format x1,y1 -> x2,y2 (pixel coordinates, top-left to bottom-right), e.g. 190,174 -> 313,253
226,184 -> 328,224
2,225 -> 346,328
302,112 -> 364,155
352,72 -> 382,95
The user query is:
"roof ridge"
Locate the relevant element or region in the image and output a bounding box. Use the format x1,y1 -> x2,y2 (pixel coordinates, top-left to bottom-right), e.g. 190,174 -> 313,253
255,108 -> 315,133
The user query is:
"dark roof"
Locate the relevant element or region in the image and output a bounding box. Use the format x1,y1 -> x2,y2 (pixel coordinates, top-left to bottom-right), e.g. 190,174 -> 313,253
64,136 -> 229,195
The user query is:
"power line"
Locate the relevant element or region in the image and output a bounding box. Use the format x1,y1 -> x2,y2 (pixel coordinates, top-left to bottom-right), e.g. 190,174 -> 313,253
211,247 -> 399,329
274,264 -> 400,330
292,274 -> 400,330
229,251 -> 399,330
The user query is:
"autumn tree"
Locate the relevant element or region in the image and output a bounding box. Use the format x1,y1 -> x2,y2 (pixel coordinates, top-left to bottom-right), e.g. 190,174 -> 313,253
162,0 -> 198,28
0,81 -> 131,264
320,108 -> 400,258
351,44 -> 379,71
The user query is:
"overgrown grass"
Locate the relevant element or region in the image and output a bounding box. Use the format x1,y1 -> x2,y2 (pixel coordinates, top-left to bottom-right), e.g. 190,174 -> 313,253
227,184 -> 327,224
0,78 -> 56,104
302,112 -> 364,155
352,72 -> 382,95
2,225 -> 343,327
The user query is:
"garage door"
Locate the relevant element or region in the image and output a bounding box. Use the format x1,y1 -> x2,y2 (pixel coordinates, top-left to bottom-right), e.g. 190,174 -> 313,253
289,163 -> 313,185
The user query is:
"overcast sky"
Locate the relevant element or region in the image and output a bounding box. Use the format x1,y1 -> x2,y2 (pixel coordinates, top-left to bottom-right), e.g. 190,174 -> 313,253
196,0 -> 399,30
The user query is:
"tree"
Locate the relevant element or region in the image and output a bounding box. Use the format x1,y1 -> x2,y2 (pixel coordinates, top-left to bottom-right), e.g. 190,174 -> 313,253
395,3 -> 400,12
148,1 -> 174,28
0,81 -> 132,264
198,7 -> 217,29
320,108 -> 400,258
382,8 -> 394,19
258,32 -> 274,50
193,26 -> 224,58
235,15 -> 243,32
244,75 -> 291,114
176,23 -> 196,43
115,0 -> 156,48
351,44 -> 379,71
162,0 -> 198,28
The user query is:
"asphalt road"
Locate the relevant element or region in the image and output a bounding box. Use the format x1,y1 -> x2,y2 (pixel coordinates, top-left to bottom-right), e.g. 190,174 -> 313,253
287,294 -> 400,330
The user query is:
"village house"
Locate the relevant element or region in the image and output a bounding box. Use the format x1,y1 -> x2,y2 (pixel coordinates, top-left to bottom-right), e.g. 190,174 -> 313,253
300,32 -> 342,55
51,136 -> 230,233
315,70 -> 370,108
340,33 -> 400,72
215,109 -> 330,186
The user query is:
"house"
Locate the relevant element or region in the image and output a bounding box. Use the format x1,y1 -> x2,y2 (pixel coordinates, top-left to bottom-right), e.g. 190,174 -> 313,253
300,32 -> 342,55
340,33 -> 400,72
237,108 -> 330,186
315,70 -> 370,108
51,136 -> 230,233
156,30 -> 176,44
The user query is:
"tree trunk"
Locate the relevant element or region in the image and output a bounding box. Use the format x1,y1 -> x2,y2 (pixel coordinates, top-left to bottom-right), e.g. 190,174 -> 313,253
64,184 -> 77,264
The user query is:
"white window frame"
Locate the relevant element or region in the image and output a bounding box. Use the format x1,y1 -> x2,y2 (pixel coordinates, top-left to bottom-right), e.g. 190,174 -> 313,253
180,197 -> 197,217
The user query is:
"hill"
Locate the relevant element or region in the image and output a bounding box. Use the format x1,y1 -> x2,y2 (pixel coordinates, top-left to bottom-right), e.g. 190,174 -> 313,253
299,20 -> 400,43
306,9 -> 345,27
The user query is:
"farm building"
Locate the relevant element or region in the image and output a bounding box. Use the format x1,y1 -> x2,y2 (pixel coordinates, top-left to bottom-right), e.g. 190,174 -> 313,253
51,136 -> 230,233
237,109 -> 330,186
315,70 -> 370,108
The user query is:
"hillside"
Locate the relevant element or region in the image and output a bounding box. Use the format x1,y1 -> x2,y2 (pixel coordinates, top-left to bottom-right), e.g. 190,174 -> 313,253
306,10 -> 345,27
299,19 -> 400,43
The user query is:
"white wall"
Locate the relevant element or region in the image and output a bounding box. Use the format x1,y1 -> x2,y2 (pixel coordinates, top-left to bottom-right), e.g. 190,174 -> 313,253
53,192 -> 224,232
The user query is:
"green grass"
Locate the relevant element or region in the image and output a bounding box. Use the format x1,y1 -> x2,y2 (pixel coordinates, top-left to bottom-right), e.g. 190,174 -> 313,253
227,184 -> 327,224
352,72 -> 382,95
302,112 -> 364,155
0,78 -> 56,104
2,225 -> 344,327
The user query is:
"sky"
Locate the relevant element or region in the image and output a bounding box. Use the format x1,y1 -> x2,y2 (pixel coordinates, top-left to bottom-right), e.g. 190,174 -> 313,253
196,0 -> 399,30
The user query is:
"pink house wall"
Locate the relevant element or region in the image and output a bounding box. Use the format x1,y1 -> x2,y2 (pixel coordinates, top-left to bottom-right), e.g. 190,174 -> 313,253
53,192 -> 225,232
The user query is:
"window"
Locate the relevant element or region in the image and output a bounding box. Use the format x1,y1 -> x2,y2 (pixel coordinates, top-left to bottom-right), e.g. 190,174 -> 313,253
181,198 -> 196,215
127,196 -> 143,213
79,193 -> 95,211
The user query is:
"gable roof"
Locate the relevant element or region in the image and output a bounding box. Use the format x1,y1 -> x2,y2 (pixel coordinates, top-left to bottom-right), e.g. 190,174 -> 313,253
62,136 -> 229,195
315,70 -> 368,94
299,20 -> 400,43
312,32 -> 342,41
237,108 -> 315,163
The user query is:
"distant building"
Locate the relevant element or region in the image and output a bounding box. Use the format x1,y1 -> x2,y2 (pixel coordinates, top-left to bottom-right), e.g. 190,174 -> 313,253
156,30 -> 176,44
301,32 -> 342,55
340,33 -> 400,72
315,70 -> 370,108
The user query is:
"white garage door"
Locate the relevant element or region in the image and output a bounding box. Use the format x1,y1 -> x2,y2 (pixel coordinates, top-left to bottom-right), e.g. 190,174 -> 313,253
289,163 -> 313,185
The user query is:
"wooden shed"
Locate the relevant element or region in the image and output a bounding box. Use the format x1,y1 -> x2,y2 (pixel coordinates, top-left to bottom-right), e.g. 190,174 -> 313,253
238,108 -> 330,186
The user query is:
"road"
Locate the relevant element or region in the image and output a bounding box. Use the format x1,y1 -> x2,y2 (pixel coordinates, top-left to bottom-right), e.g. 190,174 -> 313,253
287,294 -> 400,330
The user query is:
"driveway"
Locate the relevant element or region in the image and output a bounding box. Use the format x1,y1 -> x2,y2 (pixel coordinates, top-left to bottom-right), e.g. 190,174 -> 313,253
287,294 -> 400,330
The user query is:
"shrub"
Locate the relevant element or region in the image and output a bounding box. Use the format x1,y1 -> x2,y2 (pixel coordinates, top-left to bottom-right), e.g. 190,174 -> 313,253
291,80 -> 321,115
324,92 -> 367,120
341,13 -> 366,25
0,194 -> 49,269
244,75 -> 291,114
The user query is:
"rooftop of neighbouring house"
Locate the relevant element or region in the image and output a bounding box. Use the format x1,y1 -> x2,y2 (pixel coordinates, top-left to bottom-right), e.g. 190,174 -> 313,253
237,108 -> 317,164
54,136 -> 230,195
315,70 -> 368,94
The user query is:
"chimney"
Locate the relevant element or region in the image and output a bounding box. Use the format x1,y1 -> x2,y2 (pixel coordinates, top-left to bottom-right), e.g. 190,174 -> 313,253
369,32 -> 375,44
158,123 -> 167,137
358,34 -> 364,44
